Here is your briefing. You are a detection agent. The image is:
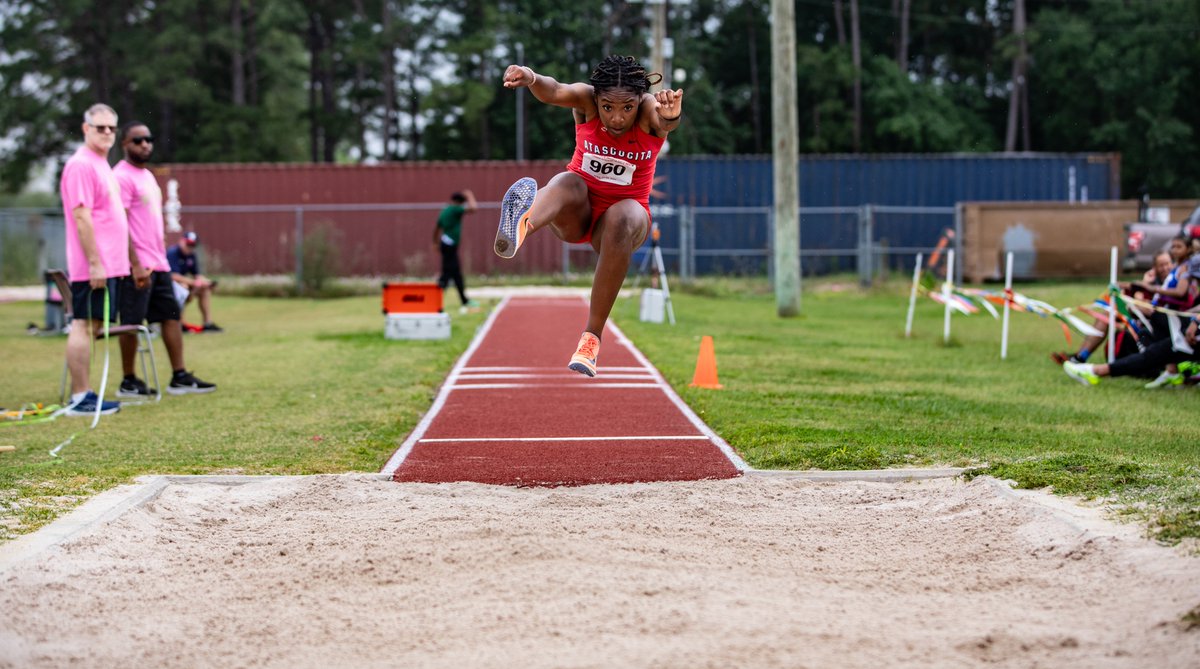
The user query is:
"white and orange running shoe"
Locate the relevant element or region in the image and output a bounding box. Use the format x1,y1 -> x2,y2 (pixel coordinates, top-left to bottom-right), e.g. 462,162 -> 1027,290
495,177 -> 537,258
568,331 -> 601,377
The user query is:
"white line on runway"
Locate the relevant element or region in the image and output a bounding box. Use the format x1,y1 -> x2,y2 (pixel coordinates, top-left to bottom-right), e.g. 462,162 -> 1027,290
418,435 -> 709,443
449,383 -> 665,390
381,296 -> 748,476
457,373 -> 654,380
458,369 -> 652,374
380,295 -> 511,475
501,299 -> 591,307
607,320 -> 750,472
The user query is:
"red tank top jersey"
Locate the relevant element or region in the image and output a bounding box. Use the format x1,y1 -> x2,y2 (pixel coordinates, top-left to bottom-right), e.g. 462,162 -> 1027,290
566,116 -> 665,228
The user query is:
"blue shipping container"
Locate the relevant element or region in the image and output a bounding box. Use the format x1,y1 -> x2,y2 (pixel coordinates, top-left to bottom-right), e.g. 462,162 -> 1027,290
644,153 -> 1119,275
654,153 -> 1118,208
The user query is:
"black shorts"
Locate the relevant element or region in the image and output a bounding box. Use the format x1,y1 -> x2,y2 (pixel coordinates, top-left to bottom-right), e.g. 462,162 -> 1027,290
70,278 -> 121,323
120,271 -> 183,325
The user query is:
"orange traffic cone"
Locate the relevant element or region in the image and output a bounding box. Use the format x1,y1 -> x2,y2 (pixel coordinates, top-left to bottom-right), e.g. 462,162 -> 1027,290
689,335 -> 723,389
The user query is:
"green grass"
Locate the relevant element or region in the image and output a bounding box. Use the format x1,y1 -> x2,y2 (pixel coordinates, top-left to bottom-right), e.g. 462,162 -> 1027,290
2,277 -> 1198,544
616,276 -> 1200,544
0,296 -> 488,540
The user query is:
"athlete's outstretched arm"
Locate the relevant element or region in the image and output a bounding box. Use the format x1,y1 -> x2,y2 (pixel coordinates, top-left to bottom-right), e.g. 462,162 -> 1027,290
646,88 -> 684,136
502,64 -> 592,110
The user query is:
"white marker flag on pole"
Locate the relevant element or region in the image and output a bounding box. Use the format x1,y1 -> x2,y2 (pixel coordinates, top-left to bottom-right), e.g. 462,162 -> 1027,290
1107,247 -> 1117,362
943,249 -> 955,344
905,253 -> 923,338
1001,251 -> 1013,360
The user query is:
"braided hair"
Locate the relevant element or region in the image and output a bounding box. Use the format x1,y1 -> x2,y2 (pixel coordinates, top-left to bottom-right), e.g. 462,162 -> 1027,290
589,55 -> 662,96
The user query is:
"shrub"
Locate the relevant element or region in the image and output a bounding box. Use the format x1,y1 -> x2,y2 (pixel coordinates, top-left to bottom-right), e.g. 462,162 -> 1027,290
299,222 -> 343,295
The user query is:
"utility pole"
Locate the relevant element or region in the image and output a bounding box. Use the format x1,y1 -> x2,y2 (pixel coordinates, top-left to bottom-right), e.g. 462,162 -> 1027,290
771,0 -> 800,316
640,0 -> 672,92
1005,0 -> 1028,152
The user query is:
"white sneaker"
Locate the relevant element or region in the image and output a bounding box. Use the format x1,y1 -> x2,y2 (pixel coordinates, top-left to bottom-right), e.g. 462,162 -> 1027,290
1144,371 -> 1182,389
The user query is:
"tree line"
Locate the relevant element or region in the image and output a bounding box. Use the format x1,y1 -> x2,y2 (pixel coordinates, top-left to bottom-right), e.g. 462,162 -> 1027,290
1,0 -> 1197,198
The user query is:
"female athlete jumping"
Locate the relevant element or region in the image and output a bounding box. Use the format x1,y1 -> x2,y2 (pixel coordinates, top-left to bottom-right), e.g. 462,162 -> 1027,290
495,55 -> 683,377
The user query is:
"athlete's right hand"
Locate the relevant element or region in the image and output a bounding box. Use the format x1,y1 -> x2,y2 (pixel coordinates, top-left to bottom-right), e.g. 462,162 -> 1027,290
89,260 -> 106,289
502,64 -> 533,89
133,264 -> 151,290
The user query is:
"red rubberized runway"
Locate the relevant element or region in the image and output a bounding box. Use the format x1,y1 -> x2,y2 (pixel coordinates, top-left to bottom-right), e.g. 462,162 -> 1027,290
384,296 -> 745,486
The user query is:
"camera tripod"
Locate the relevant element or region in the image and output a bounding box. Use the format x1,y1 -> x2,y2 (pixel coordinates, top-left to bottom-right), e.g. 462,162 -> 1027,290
633,223 -> 676,325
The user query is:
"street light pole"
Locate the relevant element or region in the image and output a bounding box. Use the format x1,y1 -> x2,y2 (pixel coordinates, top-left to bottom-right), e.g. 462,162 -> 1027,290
651,0 -> 666,91
515,42 -> 526,161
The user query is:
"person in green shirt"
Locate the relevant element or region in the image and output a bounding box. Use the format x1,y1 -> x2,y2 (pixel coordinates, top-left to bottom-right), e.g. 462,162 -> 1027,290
434,190 -> 478,308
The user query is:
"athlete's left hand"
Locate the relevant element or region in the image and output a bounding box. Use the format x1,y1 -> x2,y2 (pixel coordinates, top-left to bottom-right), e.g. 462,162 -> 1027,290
655,89 -> 684,121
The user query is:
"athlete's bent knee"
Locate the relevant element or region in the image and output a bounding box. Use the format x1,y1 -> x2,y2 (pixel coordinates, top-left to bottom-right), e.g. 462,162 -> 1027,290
597,207 -> 648,251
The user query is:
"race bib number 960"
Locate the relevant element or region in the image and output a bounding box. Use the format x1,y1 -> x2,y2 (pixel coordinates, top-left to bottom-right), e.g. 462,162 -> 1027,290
582,152 -> 636,186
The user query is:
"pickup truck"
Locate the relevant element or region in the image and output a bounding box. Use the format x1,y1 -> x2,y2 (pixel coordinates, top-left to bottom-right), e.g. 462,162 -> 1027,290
1123,204 -> 1200,271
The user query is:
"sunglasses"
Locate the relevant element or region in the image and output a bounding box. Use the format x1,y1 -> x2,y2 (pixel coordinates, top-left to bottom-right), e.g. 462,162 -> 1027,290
88,123 -> 117,134
130,136 -> 154,145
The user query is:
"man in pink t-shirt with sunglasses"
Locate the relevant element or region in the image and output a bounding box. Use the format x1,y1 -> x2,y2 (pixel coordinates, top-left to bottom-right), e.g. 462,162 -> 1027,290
58,103 -> 137,417
114,121 -> 216,396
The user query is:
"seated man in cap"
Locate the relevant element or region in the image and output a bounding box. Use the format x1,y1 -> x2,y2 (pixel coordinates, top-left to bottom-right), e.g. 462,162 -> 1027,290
166,231 -> 222,332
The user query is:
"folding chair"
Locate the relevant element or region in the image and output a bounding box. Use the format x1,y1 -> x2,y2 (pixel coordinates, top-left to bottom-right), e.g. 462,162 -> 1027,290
47,269 -> 160,403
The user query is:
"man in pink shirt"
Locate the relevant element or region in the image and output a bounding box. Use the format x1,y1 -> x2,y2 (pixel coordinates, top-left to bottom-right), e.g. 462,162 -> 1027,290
115,121 -> 216,396
59,103 -> 135,417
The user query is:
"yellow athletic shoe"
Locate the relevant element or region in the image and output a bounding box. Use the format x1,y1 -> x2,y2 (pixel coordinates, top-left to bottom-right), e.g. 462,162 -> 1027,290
568,331 -> 600,377
495,177 -> 536,258
1063,360 -> 1099,387
1144,370 -> 1182,389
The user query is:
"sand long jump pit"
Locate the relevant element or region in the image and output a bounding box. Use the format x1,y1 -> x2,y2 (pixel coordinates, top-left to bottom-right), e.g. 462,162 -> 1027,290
1,474 -> 1198,669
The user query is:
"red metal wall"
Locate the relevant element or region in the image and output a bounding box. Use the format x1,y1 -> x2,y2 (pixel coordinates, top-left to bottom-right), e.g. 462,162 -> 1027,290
151,161 -> 574,277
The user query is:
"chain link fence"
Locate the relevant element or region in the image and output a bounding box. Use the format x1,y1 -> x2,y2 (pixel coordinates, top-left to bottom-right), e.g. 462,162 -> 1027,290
0,203 -> 960,287
607,204 -> 959,286
0,209 -> 66,285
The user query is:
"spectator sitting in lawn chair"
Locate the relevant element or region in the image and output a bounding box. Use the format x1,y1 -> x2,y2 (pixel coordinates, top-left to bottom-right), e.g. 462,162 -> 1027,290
1134,251 -> 1173,302
1126,236 -> 1200,312
167,231 -> 222,333
1053,236 -> 1199,367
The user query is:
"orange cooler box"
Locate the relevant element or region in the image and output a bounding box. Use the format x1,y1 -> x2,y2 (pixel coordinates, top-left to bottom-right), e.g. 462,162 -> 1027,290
383,282 -> 443,314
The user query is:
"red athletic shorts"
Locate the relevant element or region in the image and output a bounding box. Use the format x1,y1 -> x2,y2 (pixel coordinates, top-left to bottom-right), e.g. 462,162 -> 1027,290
578,191 -> 652,244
